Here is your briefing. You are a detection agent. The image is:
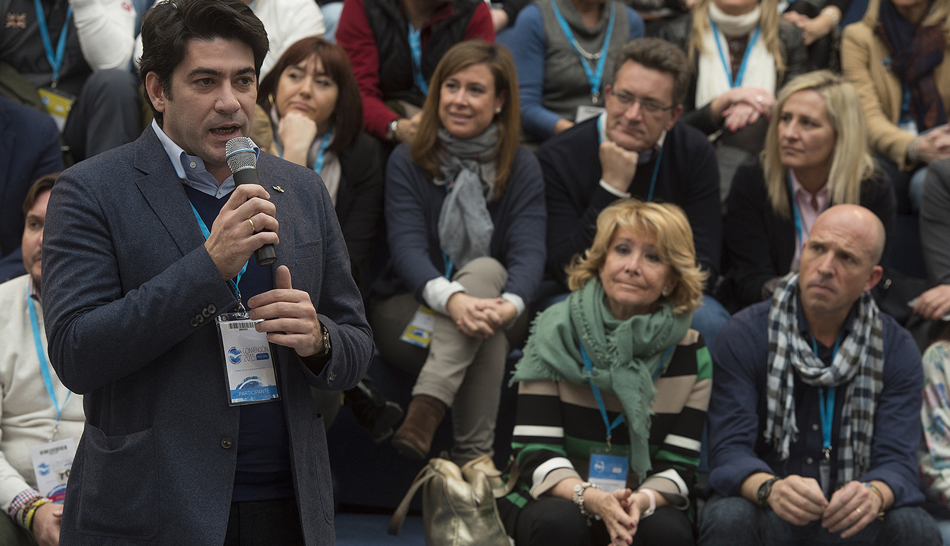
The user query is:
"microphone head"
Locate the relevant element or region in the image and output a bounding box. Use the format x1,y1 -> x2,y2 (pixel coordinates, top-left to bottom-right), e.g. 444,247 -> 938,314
225,137 -> 258,173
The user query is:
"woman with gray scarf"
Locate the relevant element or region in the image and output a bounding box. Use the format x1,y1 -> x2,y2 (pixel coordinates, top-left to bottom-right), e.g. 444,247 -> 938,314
368,41 -> 547,464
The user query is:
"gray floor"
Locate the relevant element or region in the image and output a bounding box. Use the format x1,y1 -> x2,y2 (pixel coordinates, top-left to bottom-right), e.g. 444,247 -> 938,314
335,513 -> 425,545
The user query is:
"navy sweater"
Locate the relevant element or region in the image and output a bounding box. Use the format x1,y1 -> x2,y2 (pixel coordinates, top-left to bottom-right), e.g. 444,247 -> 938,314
537,117 -> 721,291
373,145 -> 547,306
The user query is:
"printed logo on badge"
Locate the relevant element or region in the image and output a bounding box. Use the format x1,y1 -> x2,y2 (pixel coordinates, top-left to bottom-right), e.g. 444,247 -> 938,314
228,347 -> 243,365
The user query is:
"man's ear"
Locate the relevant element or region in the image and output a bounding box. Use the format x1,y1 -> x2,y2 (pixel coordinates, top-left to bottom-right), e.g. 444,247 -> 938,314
144,72 -> 167,114
863,265 -> 884,293
666,104 -> 683,130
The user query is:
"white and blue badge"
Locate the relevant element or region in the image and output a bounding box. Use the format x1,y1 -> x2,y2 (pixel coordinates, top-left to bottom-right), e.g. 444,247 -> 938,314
216,312 -> 280,406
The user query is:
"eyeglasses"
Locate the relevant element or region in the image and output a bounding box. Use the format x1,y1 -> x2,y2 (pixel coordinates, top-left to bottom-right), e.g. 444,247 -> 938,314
610,91 -> 674,115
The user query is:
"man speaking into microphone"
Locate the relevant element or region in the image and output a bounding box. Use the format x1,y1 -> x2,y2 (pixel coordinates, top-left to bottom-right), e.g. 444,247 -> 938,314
40,0 -> 373,544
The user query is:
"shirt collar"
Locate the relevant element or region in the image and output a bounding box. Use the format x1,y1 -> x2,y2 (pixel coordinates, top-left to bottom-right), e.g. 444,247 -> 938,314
597,112 -> 665,163
150,120 -> 259,199
789,171 -> 830,203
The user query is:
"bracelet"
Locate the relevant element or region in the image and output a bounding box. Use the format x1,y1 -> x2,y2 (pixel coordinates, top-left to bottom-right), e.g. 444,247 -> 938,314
25,498 -> 51,532
908,137 -> 921,163
821,6 -> 840,25
863,482 -> 886,518
639,488 -> 656,519
572,482 -> 599,518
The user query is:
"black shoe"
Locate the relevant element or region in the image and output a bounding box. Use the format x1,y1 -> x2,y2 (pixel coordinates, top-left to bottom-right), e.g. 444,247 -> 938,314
344,377 -> 404,444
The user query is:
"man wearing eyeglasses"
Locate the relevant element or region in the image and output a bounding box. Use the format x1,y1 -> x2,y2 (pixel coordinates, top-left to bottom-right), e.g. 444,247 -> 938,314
537,37 -> 727,346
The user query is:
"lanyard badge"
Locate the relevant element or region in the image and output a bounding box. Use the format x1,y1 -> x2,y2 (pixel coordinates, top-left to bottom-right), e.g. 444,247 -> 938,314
188,200 -> 280,405
580,343 -> 673,492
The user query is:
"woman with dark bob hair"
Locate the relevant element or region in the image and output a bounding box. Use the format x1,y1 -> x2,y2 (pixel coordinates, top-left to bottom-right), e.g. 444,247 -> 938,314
719,70 -> 895,311
502,199 -> 710,546
370,40 -> 546,465
254,36 -> 384,295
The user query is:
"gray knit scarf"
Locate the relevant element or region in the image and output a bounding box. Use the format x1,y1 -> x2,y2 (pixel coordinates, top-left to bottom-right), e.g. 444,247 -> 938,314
434,125 -> 498,271
765,273 -> 884,485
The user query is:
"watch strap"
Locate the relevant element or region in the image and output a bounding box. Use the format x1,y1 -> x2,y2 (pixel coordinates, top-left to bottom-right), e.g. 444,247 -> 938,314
757,476 -> 781,507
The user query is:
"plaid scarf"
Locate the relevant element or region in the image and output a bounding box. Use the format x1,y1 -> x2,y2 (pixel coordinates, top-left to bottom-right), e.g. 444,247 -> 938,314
764,273 -> 885,485
876,0 -> 948,131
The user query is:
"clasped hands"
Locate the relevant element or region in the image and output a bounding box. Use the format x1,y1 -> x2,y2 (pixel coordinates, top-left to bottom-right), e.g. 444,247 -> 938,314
204,185 -> 325,358
446,292 -> 517,339
767,476 -> 885,539
712,87 -> 776,133
583,487 -> 654,546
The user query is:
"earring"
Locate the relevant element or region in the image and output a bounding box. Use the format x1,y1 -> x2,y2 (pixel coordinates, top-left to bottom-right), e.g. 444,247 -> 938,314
495,107 -> 502,114
662,286 -> 670,297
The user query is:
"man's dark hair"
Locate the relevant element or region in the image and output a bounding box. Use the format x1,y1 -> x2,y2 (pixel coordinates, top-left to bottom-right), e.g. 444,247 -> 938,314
138,0 -> 269,126
609,38 -> 692,106
23,173 -> 58,217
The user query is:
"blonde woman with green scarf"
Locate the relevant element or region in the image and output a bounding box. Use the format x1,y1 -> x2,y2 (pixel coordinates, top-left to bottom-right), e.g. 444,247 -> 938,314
500,199 -> 712,546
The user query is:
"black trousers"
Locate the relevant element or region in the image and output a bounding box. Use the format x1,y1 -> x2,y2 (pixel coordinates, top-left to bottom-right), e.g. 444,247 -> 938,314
223,497 -> 305,546
497,495 -> 695,546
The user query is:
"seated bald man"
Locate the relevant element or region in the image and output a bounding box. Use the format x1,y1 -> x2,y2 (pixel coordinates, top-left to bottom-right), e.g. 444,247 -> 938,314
700,205 -> 940,545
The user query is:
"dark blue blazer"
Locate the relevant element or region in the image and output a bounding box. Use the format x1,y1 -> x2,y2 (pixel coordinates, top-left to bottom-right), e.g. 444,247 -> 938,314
42,127 -> 373,544
0,96 -> 63,281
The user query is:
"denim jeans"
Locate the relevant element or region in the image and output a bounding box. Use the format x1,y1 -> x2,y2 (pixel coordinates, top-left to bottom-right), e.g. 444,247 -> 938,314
698,495 -> 941,546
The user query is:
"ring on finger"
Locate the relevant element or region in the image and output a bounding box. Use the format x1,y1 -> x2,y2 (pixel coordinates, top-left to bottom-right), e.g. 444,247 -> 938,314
248,218 -> 255,233
855,507 -> 862,516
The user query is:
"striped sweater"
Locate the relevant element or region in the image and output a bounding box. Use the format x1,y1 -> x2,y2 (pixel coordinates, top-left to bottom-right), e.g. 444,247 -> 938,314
506,329 -> 712,511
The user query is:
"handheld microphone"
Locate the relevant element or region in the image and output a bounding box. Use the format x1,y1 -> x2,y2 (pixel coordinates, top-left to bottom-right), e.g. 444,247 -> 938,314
225,137 -> 277,266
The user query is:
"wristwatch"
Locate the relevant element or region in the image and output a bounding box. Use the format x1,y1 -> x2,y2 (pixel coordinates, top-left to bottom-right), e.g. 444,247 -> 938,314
386,119 -> 400,142
572,482 -> 598,517
321,324 -> 331,355
757,476 -> 781,507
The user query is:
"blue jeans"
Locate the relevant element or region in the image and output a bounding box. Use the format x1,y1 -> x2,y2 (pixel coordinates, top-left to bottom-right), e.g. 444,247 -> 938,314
698,495 -> 941,546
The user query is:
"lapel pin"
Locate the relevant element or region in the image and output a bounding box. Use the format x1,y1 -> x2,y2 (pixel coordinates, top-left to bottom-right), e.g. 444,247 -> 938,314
272,185 -> 284,193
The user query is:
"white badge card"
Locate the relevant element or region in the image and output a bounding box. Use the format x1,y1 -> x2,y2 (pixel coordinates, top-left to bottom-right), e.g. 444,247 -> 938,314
30,438 -> 76,503
576,105 -> 606,124
400,305 -> 438,348
216,313 -> 280,406
588,447 -> 629,493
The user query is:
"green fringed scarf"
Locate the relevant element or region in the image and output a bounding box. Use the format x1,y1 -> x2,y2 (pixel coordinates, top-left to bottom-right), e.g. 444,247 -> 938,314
510,279 -> 691,479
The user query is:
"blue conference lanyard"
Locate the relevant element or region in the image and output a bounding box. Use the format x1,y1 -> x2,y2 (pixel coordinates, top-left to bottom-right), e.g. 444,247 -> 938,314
580,343 -> 674,448
550,0 -> 615,103
709,21 -> 760,88
408,24 -> 429,95
596,113 -> 665,202
811,333 -> 842,461
276,128 -> 333,175
34,0 -> 73,88
188,202 -> 248,302
27,288 -> 71,424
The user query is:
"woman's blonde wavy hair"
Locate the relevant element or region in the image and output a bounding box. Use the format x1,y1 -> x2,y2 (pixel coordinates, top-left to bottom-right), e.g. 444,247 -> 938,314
761,70 -> 875,220
565,199 -> 707,315
688,0 -> 786,75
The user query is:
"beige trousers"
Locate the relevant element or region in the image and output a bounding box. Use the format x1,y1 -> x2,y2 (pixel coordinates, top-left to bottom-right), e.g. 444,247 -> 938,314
371,257 -> 526,463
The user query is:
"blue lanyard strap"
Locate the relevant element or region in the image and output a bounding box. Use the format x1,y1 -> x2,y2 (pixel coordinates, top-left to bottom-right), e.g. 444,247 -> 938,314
275,128 -> 334,176
580,343 -> 674,448
34,0 -> 73,87
550,0 -> 615,103
188,201 -> 248,301
312,128 -> 333,174
408,24 -> 429,96
27,288 -> 71,423
709,21 -> 760,88
811,333 -> 842,460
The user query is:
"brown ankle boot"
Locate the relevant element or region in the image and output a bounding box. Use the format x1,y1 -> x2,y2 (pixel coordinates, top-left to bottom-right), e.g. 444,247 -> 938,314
391,395 -> 447,460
